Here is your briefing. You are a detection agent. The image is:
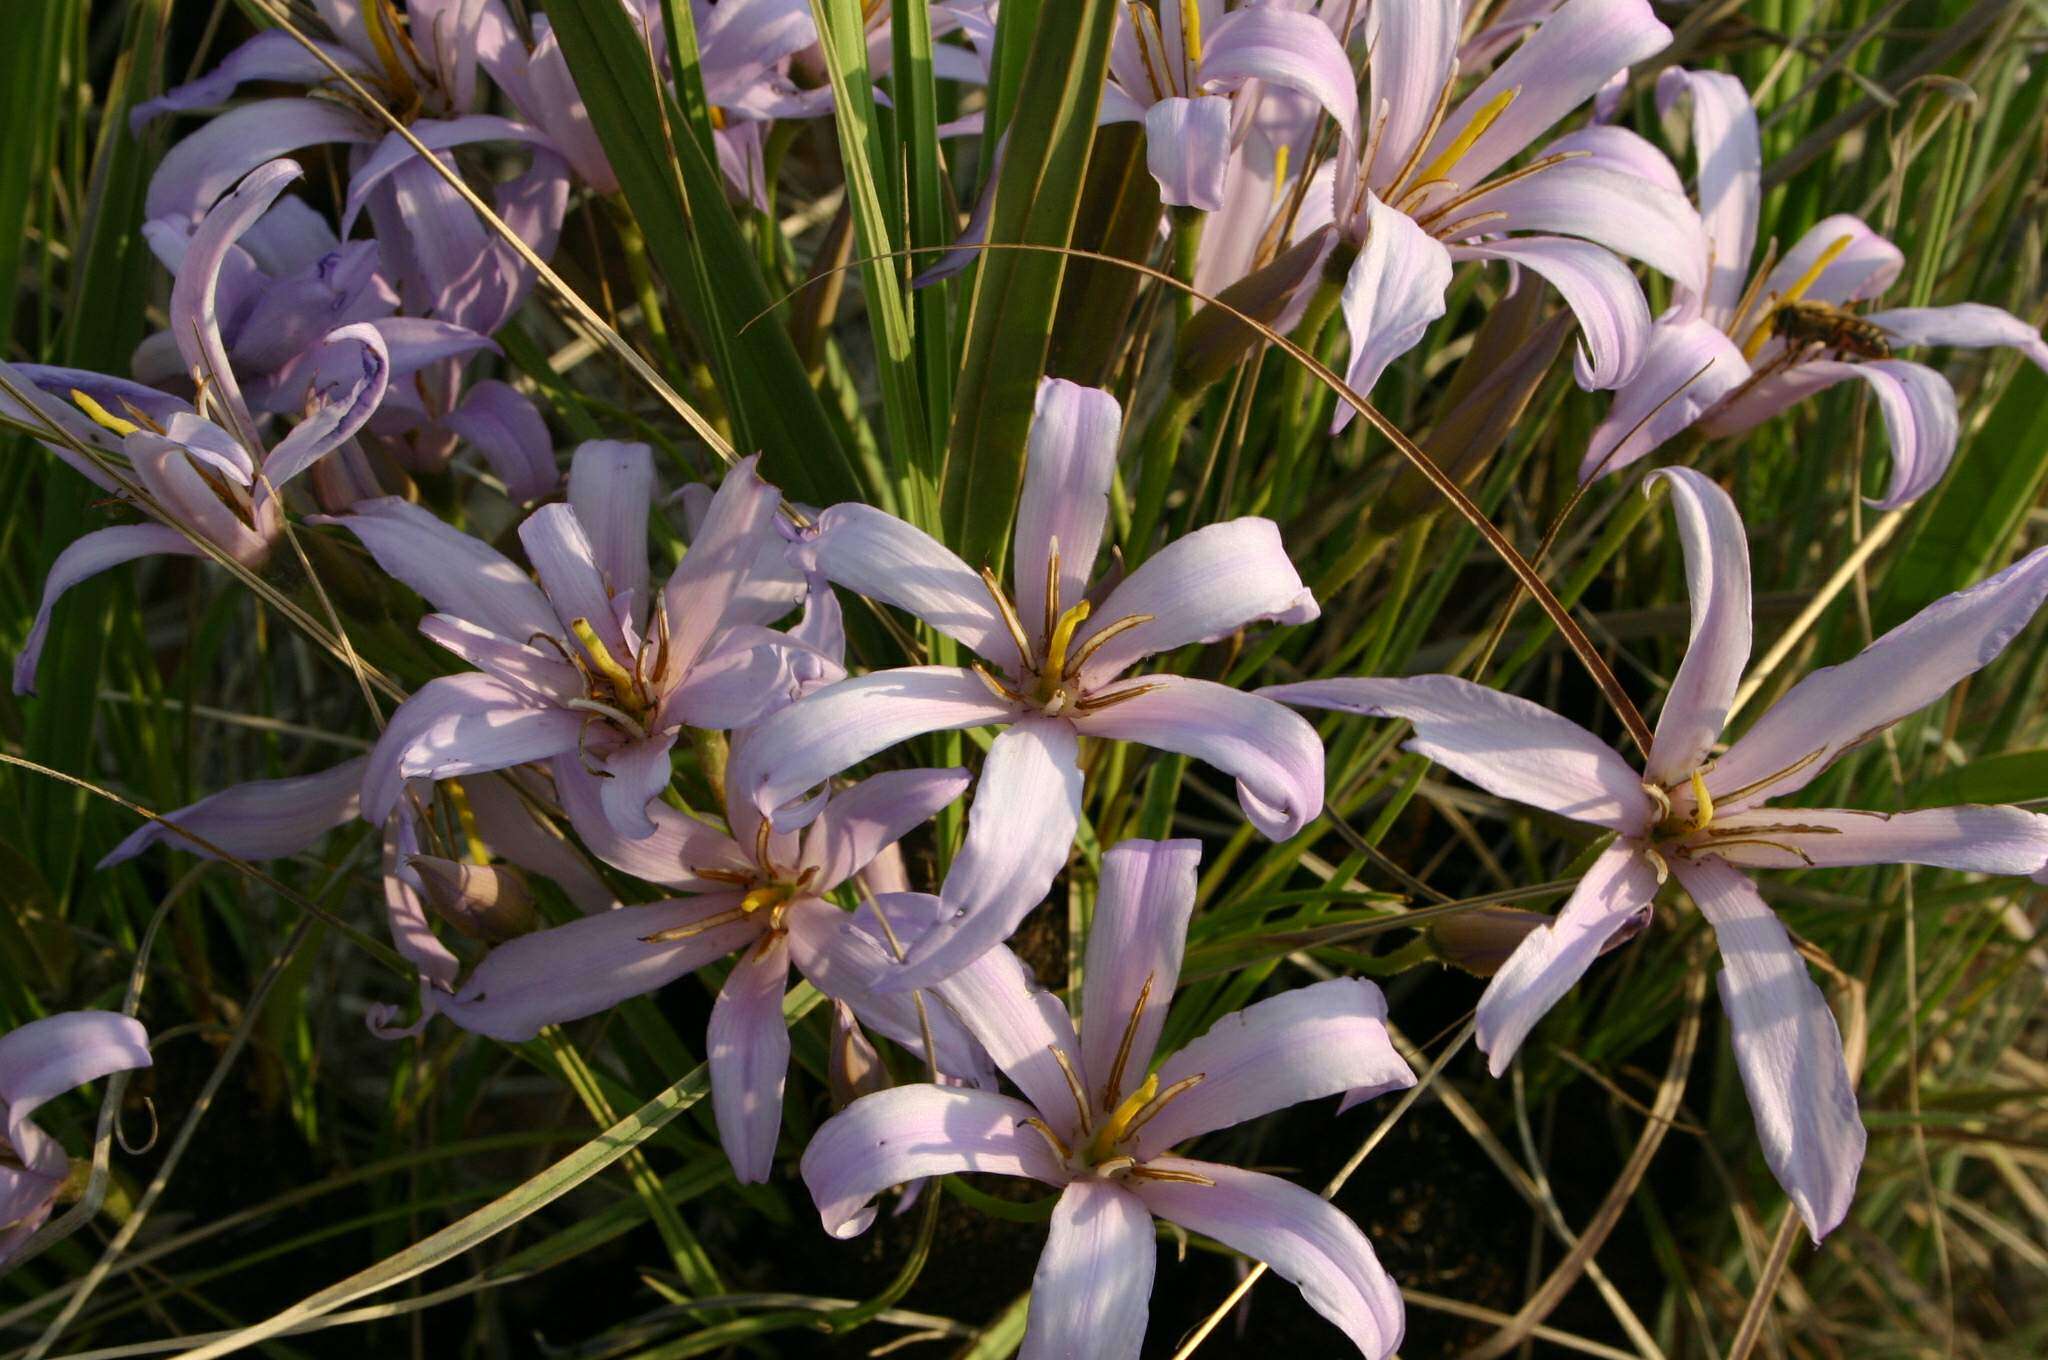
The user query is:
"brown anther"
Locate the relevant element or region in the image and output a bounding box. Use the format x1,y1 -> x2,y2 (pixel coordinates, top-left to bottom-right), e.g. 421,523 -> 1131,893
641,905 -> 749,943
973,662 -> 1026,706
1022,1116 -> 1072,1163
1048,1044 -> 1094,1136
1066,612 -> 1155,675
1116,1073 -> 1205,1145
1126,1164 -> 1217,1187
1043,538 -> 1063,651
1100,974 -> 1155,1111
1074,681 -> 1164,714
978,564 -> 1036,669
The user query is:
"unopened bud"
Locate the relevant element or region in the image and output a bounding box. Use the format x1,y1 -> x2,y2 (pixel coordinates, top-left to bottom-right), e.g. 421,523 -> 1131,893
827,1001 -> 889,1110
1429,903 -> 1648,976
408,857 -> 539,944
1171,226 -> 1333,398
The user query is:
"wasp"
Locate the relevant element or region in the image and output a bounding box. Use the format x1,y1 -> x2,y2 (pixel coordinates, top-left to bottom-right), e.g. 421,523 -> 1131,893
1770,299 -> 1892,359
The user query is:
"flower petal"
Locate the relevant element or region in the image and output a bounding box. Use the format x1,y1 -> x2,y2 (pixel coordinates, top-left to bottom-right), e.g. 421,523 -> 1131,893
1260,675 -> 1653,833
144,99 -> 375,223
1475,842 -> 1662,1073
1763,214 -> 1902,307
1580,317 -> 1751,482
256,322 -> 391,491
892,717 -> 1084,990
1452,235 -> 1650,390
362,673 -> 584,823
14,525 -> 204,696
930,936 -> 1088,1141
521,501 -> 629,659
1144,96 -> 1233,212
129,31 -> 370,131
444,380 -> 559,503
440,894 -> 762,1042
660,454 -> 786,680
1361,0 -> 1460,185
1134,1159 -> 1404,1359
1451,161 -> 1709,299
1022,1180 -> 1156,1360
1708,544 -> 2048,809
567,440 -> 654,619
1014,378 -> 1121,634
1133,979 -> 1415,1157
0,1012 -> 152,1145
1080,839 -> 1201,1103
1656,68 -> 1760,324
1863,303 -> 2048,371
555,754 -> 747,888
807,503 -> 1022,672
1075,678 -> 1323,841
1669,857 -> 1863,1240
98,758 -> 365,868
311,497 -> 556,642
1332,195 -> 1453,432
1421,0 -> 1669,187
598,732 -> 680,842
1201,6 -> 1358,145
417,614 -> 581,704
1643,468 -> 1752,785
710,933 -> 793,1184
800,1084 -> 1065,1239
801,766 -> 973,892
734,667 -> 1013,831
1077,519 -> 1317,686
1697,804 -> 2048,876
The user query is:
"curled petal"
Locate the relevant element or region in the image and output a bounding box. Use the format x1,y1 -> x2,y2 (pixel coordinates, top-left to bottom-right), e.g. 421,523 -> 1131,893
99,758 -> 365,868
555,754 -> 748,888
144,99 -> 375,223
445,380 -> 559,503
0,1012 -> 152,1155
1670,857 -> 1863,1240
1077,519 -> 1317,686
1450,161 -> 1709,300
1332,194 -> 1453,432
1452,236 -> 1651,390
362,673 -> 583,823
440,894 -> 762,1042
1200,6 -> 1358,144
130,31 -> 371,131
1134,1159 -> 1404,1360
15,526 -> 205,696
1763,214 -> 1902,308
597,732 -> 680,842
1643,468 -> 1752,785
1133,978 -> 1415,1157
1580,317 -> 1751,482
801,766 -> 972,893
1863,303 -> 2048,372
800,1084 -> 1065,1239
257,323 -> 391,492
1075,678 -> 1324,841
1145,96 -> 1234,213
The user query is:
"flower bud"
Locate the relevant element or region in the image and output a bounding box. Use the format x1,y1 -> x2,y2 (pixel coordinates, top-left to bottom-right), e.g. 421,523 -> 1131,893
1171,226 -> 1334,398
407,856 -> 539,944
827,1001 -> 889,1111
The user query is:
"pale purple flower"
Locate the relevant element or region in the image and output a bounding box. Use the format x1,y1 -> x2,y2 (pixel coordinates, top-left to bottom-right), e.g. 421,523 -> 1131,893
0,1012 -> 153,1265
1264,467 -> 2048,1239
1,159 -> 423,694
1290,0 -> 1704,428
802,838 -> 1416,1359
1583,68 -> 2048,503
734,377 -> 1325,989
319,440 -> 814,843
430,740 -> 981,1181
1099,0 -> 1359,212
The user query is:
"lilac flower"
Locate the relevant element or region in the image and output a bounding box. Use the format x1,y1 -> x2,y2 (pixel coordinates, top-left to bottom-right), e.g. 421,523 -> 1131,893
1263,467 -> 2048,1239
734,377 -> 1324,988
1099,0 -> 1358,212
802,839 -> 1416,1358
429,738 -> 980,1181
1583,69 -> 2048,503
0,1012 -> 153,1265
1290,0 -> 1705,429
316,440 -> 811,843
0,159 -> 429,693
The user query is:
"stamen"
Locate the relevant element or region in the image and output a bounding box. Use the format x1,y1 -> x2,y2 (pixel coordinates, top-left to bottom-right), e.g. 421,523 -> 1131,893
1408,84 -> 1516,197
1642,845 -> 1670,886
1074,681 -> 1163,714
1022,1116 -> 1072,1163
978,565 -> 1036,669
1100,974 -> 1155,1111
116,395 -> 166,435
755,818 -> 775,871
1270,142 -> 1291,209
1641,781 -> 1672,823
444,779 -> 491,865
642,906 -> 749,943
972,662 -> 1026,706
1126,1164 -> 1217,1186
563,696 -> 649,741
1127,2 -> 1173,101
693,867 -> 755,886
1412,151 -> 1585,233
70,389 -> 140,437
1704,746 -> 1829,809
1094,1154 -> 1138,1177
363,0 -> 419,108
1384,59 -> 1463,202
1089,1072 -> 1160,1162
570,618 -> 641,701
740,883 -> 797,916
1043,538 -> 1062,653
1178,0 -> 1203,84
1067,612 -> 1155,675
1048,1044 -> 1095,1135
1426,209 -> 1511,242
1688,835 -> 1816,866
